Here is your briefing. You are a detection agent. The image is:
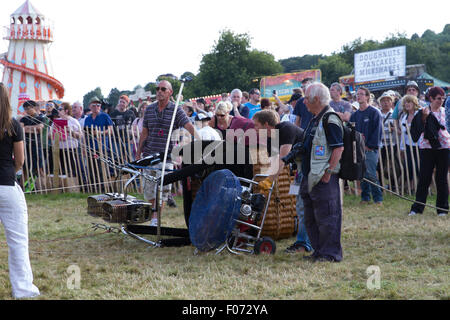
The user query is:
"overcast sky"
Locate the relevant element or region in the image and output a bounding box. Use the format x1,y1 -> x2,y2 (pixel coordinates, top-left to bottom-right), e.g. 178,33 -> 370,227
1,0 -> 449,102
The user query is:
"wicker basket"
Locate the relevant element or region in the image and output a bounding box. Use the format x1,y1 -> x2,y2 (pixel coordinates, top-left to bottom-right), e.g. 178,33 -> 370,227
252,160 -> 298,241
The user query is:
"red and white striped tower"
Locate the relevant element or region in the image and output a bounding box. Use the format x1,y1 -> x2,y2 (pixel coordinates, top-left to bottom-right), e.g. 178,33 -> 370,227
1,0 -> 64,117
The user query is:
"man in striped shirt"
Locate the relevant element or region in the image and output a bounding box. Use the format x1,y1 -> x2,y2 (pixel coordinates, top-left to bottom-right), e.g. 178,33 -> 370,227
136,80 -> 198,226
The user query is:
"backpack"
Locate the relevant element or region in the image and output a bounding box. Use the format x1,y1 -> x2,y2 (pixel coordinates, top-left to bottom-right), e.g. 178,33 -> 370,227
322,111 -> 366,181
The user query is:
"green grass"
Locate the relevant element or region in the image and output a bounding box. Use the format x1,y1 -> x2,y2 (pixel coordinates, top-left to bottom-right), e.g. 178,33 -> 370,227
0,192 -> 448,300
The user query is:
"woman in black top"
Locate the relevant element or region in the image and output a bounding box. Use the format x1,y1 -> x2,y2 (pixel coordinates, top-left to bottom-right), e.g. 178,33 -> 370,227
0,83 -> 40,298
209,101 -> 235,139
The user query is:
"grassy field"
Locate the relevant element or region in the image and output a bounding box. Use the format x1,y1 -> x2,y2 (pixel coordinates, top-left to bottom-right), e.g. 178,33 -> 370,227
0,191 -> 448,300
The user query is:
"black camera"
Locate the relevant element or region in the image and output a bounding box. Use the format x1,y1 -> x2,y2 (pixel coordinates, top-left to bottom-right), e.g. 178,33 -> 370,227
281,141 -> 305,165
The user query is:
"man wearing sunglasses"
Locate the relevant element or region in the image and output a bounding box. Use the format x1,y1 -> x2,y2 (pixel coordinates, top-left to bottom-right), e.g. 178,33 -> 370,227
136,80 -> 199,226
245,88 -> 262,119
83,97 -> 114,190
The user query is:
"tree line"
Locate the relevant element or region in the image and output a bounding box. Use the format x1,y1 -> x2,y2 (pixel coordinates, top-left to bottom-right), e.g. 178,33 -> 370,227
83,25 -> 450,108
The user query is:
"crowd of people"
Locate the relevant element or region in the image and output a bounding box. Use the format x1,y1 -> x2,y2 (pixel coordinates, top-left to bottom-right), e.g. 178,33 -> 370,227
1,76 -> 449,298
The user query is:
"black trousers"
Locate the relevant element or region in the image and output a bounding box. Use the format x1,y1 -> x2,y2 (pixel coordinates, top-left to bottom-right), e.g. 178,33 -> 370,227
411,148 -> 449,215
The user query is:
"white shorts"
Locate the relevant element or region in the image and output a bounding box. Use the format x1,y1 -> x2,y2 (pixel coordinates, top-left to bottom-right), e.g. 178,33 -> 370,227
143,162 -> 174,201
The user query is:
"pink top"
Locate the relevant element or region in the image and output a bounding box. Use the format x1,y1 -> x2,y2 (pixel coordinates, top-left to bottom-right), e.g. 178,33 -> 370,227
418,107 -> 450,149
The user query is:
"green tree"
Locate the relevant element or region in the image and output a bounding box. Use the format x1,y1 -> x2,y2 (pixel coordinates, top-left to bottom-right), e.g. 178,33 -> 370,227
194,30 -> 283,97
107,88 -> 122,107
82,87 -> 103,109
313,55 -> 353,86
279,54 -> 324,73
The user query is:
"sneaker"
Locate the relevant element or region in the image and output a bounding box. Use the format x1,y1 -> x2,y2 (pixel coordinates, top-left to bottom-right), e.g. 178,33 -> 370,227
149,218 -> 158,226
167,197 -> 177,208
285,242 -> 307,253
360,200 -> 371,205
437,213 -> 447,216
408,211 -> 417,216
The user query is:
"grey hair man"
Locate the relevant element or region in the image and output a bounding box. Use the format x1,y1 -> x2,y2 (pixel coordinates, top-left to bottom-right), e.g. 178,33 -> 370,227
229,88 -> 250,118
300,82 -> 345,262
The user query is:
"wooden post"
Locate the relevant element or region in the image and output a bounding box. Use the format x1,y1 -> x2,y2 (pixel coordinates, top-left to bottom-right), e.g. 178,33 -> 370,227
381,123 -> 392,191
405,122 -> 418,191
387,121 -> 399,193
52,131 -> 61,194
401,124 -> 412,196
393,121 -> 405,196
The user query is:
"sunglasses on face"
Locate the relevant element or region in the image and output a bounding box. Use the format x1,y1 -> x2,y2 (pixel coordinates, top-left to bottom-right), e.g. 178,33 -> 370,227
91,103 -> 101,107
216,114 -> 226,117
156,87 -> 168,92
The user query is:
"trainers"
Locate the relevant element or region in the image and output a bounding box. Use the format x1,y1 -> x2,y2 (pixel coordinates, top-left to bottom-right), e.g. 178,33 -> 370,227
149,218 -> 158,226
408,211 -> 417,216
167,197 -> 177,208
437,213 -> 447,217
285,242 -> 307,253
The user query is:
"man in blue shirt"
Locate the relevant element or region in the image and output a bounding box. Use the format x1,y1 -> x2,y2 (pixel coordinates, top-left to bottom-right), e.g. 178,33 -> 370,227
293,78 -> 314,130
83,96 -> 114,189
350,87 -> 383,205
83,97 -> 114,133
245,88 -> 261,119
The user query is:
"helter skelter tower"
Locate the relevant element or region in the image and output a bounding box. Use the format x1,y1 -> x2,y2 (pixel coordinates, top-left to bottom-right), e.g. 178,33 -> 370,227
0,0 -> 64,116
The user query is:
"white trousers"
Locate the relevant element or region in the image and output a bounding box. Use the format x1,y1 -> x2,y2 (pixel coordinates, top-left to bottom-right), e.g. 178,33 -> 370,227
0,183 -> 40,299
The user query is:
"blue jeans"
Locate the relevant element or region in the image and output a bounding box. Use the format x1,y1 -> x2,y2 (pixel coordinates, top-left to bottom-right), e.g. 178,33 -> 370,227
294,172 -> 312,251
361,150 -> 383,203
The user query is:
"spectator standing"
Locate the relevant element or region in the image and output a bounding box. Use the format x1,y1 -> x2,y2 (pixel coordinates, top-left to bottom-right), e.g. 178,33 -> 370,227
110,94 -> 136,161
0,83 -> 40,299
299,83 -> 344,262
136,80 -> 199,226
329,82 -> 353,122
83,96 -> 113,189
241,91 -> 250,104
229,89 -> 250,118
409,87 -> 449,216
399,95 -> 420,191
293,78 -> 314,129
260,98 -> 272,111
245,88 -> 261,119
392,81 -> 426,120
19,100 -> 45,177
72,101 -> 86,126
50,103 -> 82,176
377,91 -> 400,190
350,87 -> 383,205
209,101 -> 235,139
131,101 -> 150,159
71,100 -> 88,190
